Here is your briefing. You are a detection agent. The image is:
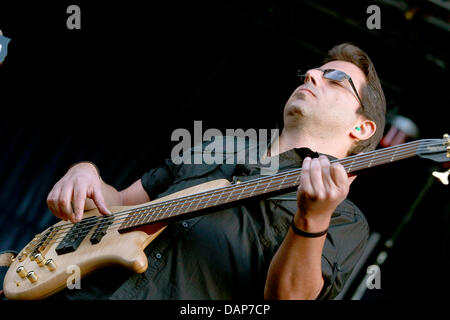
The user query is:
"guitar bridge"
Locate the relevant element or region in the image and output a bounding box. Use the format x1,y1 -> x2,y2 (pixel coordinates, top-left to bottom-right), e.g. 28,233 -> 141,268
28,226 -> 60,260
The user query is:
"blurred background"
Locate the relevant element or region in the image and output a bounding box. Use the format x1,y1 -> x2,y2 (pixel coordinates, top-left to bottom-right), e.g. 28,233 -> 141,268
0,0 -> 448,300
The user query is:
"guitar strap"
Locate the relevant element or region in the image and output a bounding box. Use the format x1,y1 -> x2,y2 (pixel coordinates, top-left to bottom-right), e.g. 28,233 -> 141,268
0,250 -> 18,299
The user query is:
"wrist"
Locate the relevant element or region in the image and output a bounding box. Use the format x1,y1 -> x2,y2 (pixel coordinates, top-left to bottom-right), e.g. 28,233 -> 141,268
294,211 -> 331,234
69,161 -> 100,178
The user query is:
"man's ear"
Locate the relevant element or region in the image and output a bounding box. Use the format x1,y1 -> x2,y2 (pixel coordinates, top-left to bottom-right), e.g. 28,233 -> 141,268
350,119 -> 376,141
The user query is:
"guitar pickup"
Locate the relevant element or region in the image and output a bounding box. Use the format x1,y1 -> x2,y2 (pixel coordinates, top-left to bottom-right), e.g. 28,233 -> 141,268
90,215 -> 114,244
55,216 -> 98,255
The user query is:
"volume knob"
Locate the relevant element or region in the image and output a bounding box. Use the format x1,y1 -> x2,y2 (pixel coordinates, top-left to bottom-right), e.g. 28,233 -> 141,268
16,266 -> 27,278
44,259 -> 56,271
33,253 -> 45,264
26,271 -> 38,283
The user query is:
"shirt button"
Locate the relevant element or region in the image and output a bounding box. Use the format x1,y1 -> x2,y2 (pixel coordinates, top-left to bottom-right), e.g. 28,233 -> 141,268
182,222 -> 189,228
155,253 -> 162,259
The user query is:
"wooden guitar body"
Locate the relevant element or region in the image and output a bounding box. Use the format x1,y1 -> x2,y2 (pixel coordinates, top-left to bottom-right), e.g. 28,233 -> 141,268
3,179 -> 230,300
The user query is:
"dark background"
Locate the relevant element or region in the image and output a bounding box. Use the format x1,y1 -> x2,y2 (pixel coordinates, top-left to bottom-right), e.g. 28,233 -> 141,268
0,0 -> 449,300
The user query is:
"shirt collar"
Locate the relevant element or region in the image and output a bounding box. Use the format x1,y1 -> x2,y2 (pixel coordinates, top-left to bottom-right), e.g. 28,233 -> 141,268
277,147 -> 337,171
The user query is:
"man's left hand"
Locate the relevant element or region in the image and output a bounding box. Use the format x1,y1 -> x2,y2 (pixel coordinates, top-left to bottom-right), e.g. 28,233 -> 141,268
295,155 -> 354,232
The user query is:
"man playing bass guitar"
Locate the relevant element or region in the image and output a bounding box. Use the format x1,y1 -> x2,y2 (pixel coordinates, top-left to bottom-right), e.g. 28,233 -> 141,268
45,43 -> 386,300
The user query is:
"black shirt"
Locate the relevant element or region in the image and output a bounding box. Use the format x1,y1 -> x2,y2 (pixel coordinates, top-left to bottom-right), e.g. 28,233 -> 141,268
51,136 -> 369,300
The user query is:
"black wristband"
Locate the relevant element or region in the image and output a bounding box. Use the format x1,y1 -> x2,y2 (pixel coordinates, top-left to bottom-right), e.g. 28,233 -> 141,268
291,220 -> 328,238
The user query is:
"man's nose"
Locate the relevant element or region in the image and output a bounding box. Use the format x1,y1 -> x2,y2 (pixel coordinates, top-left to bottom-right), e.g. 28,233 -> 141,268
304,69 -> 323,87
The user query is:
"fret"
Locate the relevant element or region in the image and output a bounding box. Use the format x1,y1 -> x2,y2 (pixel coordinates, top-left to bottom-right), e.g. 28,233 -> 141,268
198,196 -> 208,210
236,184 -> 247,200
163,201 -> 177,219
277,175 -> 287,190
390,148 -> 397,162
121,213 -> 132,229
214,191 -> 222,206
135,208 -> 147,225
262,177 -> 271,193
295,172 -> 301,184
146,203 -> 167,225
163,200 -> 178,218
145,208 -> 157,223
127,210 -> 141,228
226,188 -> 234,203
131,209 -> 144,227
184,196 -> 194,213
192,197 -> 202,211
347,158 -> 355,173
201,193 -> 213,210
148,207 -> 159,222
135,208 -> 149,226
249,181 -> 259,197
368,151 -> 377,168
152,203 -> 166,224
169,198 -> 185,217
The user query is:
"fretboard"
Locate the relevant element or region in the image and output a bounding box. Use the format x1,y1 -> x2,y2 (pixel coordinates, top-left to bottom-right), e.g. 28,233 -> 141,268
118,139 -> 438,232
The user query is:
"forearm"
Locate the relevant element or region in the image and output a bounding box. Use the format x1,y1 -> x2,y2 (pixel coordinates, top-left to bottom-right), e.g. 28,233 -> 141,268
264,156 -> 351,299
264,215 -> 328,300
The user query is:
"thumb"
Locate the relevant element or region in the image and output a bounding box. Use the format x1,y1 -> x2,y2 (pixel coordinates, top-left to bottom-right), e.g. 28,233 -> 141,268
349,175 -> 357,185
91,187 -> 111,215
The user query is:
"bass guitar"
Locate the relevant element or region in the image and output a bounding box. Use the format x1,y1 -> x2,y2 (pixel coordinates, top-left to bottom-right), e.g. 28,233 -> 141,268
3,134 -> 449,299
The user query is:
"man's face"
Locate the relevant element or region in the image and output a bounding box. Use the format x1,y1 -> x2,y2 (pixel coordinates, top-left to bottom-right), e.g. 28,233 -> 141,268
283,60 -> 367,137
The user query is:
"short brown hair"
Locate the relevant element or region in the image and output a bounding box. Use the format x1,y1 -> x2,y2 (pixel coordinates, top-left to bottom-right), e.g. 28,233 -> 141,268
323,43 -> 386,155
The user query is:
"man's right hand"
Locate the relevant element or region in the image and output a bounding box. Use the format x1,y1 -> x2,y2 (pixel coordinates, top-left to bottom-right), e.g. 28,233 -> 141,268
46,162 -> 111,223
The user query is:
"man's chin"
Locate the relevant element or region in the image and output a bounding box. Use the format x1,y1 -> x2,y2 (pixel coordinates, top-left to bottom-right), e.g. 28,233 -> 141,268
283,104 -> 307,125
285,99 -> 308,115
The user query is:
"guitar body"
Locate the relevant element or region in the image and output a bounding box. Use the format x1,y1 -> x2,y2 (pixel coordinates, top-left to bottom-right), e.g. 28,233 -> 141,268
3,179 -> 230,300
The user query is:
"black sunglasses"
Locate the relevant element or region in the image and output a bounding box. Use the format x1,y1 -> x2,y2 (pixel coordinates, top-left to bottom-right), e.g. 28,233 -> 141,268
297,68 -> 365,110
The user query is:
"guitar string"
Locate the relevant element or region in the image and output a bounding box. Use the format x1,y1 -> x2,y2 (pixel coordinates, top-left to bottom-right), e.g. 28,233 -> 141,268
27,140 -> 445,255
24,139 -> 443,251
30,138 -> 430,237
25,138 -> 442,254
24,139 -> 445,253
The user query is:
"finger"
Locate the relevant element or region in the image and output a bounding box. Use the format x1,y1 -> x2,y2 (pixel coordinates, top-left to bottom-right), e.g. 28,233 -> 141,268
47,187 -> 63,219
72,183 -> 87,222
91,185 -> 111,215
330,162 -> 349,191
58,184 -> 75,222
299,157 -> 314,196
309,158 -> 326,199
318,155 -> 333,189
